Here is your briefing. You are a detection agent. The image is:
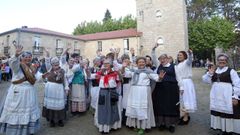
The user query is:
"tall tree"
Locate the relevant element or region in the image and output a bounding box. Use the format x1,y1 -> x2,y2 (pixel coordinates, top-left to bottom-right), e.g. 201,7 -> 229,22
188,17 -> 235,59
103,9 -> 112,22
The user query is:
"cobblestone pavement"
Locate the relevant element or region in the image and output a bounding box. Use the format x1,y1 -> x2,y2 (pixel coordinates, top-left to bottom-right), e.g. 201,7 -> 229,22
0,68 -> 221,135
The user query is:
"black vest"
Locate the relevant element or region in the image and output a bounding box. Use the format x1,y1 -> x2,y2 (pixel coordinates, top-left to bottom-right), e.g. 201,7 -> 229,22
157,64 -> 177,82
212,68 -> 232,83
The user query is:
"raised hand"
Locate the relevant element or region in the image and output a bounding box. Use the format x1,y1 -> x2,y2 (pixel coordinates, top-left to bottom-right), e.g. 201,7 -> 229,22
159,70 -> 166,80
187,48 -> 193,54
43,47 -> 50,57
14,44 -> 23,57
115,48 -> 120,54
153,43 -> 159,50
208,65 -> 216,75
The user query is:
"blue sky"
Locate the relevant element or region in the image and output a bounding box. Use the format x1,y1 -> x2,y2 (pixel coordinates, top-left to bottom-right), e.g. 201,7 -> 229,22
0,0 -> 136,34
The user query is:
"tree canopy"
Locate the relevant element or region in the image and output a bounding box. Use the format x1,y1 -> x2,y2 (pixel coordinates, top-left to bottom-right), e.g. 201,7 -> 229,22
73,9 -> 136,35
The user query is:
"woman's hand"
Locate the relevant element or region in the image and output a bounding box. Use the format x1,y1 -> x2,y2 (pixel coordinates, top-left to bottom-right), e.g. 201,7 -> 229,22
14,44 -> 23,57
159,70 -> 166,80
208,65 -> 216,75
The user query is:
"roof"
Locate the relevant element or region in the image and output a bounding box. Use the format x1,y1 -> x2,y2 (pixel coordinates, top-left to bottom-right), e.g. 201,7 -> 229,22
0,27 -> 84,41
77,28 -> 142,41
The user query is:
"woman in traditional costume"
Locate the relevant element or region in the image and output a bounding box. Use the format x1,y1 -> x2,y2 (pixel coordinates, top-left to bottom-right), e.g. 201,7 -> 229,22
175,49 -> 197,125
123,57 -> 161,135
70,54 -> 87,114
42,57 -> 69,127
94,58 -> 121,133
151,45 -> 180,133
202,53 -> 240,135
0,45 -> 40,135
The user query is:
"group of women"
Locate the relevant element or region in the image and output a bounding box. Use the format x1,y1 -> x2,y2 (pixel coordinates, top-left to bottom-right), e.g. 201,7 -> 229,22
0,42 -> 239,135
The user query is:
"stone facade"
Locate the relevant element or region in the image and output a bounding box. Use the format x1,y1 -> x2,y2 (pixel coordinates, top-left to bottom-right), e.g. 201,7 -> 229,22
136,0 -> 189,58
0,29 -> 84,58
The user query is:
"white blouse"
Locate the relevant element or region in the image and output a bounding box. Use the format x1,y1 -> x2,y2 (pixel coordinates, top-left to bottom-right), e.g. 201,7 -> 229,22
175,53 -> 193,90
202,67 -> 240,99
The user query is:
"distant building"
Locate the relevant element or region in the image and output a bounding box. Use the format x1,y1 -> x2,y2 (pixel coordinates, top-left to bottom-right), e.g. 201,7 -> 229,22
0,26 -> 84,58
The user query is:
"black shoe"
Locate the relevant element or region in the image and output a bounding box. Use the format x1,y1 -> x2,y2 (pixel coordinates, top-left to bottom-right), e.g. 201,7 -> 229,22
169,126 -> 175,133
178,116 -> 190,125
58,120 -> 64,127
50,121 -> 55,127
222,132 -> 232,135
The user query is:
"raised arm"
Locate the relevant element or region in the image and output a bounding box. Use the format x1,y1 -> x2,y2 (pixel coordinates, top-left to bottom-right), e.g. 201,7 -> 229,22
151,43 -> 160,67
43,47 -> 51,71
186,49 -> 193,65
9,44 -> 23,73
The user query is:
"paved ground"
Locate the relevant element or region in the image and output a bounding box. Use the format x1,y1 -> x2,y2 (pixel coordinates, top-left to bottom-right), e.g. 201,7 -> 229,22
0,68 -> 221,135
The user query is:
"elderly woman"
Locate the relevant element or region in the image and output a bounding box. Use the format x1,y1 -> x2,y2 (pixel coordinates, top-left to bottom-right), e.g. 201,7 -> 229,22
175,50 -> 197,125
151,47 -> 179,132
202,53 -> 240,135
123,57 -> 161,135
70,53 -> 87,114
94,58 -> 121,133
42,57 -> 69,127
0,45 -> 40,135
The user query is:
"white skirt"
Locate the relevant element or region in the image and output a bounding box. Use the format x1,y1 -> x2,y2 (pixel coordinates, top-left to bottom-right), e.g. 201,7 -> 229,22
90,86 -> 100,109
44,82 -> 65,110
211,115 -> 240,134
210,82 -> 233,114
0,82 -> 40,125
181,79 -> 197,113
122,83 -> 131,109
126,85 -> 155,129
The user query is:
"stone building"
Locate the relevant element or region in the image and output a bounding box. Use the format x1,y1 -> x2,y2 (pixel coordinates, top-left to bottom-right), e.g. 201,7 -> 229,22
0,26 -> 84,58
136,0 -> 189,58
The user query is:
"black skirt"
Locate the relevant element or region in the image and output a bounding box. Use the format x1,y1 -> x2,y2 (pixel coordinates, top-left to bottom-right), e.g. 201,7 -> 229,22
152,81 -> 180,117
42,107 -> 66,123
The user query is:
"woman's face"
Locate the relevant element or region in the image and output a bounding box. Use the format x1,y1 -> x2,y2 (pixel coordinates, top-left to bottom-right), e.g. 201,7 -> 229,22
146,57 -> 151,65
177,52 -> 185,62
104,63 -> 111,70
123,59 -> 130,66
159,57 -> 168,65
137,59 -> 146,69
22,56 -> 32,65
217,56 -> 227,68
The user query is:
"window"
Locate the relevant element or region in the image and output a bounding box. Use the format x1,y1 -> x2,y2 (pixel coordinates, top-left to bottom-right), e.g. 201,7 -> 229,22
74,41 -> 80,54
156,10 -> 162,18
138,10 -> 144,22
33,36 -> 43,55
123,39 -> 129,52
56,39 -> 63,56
98,41 -> 102,52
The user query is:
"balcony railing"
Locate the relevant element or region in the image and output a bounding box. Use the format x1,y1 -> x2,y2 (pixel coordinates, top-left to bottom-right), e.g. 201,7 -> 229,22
32,46 -> 44,56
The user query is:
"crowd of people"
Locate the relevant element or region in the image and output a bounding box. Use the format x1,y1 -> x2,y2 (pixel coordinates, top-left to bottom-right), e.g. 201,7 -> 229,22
0,42 -> 239,135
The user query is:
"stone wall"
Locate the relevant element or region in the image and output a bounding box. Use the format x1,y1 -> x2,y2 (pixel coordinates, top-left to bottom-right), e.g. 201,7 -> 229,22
136,0 -> 189,59
83,37 -> 140,62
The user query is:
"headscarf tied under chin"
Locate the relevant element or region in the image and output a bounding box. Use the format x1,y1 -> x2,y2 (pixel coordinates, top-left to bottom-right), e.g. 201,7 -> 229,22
131,68 -> 154,85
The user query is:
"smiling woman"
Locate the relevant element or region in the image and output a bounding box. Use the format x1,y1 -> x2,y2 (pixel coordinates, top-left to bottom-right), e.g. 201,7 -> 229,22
202,53 -> 240,134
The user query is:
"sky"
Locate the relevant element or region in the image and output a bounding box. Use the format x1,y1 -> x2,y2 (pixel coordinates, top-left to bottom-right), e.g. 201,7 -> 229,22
0,0 -> 136,34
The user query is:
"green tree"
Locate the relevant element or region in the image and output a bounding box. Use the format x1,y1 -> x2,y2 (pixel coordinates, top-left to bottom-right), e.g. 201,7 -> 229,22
189,17 -> 235,59
103,9 -> 112,22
